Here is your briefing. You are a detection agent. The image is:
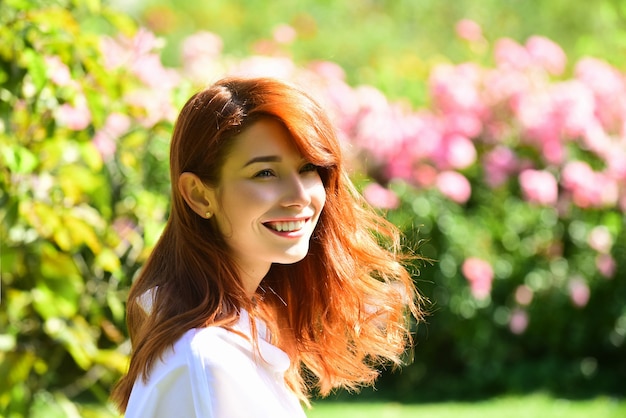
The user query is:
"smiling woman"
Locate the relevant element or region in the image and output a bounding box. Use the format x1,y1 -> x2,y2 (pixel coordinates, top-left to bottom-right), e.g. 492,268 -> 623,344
110,77 -> 424,417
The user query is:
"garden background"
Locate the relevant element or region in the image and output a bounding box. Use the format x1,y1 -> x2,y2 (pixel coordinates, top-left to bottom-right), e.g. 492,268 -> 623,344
1,0 -> 626,417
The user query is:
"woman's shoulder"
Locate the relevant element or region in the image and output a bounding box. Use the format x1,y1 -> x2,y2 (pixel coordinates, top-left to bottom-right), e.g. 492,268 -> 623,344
169,318 -> 253,365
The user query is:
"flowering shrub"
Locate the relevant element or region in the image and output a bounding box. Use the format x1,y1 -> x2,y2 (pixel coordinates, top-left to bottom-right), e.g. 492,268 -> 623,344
1,2 -> 624,415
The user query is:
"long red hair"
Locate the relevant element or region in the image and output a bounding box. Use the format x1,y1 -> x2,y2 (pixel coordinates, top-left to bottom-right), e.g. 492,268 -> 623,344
111,77 -> 424,411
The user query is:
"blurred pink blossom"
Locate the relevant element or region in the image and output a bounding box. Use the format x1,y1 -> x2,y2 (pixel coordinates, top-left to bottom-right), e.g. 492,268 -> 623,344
483,67 -> 530,107
596,254 -> 617,278
494,38 -> 531,71
455,19 -> 484,42
509,308 -> 529,334
45,56 -> 73,87
354,105 -> 406,163
588,226 -> 613,253
131,53 -> 180,89
442,112 -> 483,138
604,145 -> 626,180
483,146 -> 518,187
442,134 -> 477,170
514,88 -> 566,165
402,112 -> 443,164
436,171 -> 472,204
461,257 -> 494,299
92,113 -> 131,161
181,31 -> 224,82
362,183 -> 400,210
561,161 -> 603,208
101,28 -> 163,70
430,63 -> 484,116
273,24 -> 297,44
125,89 -> 177,127
525,36 -> 567,76
575,57 -> 626,133
546,81 -> 597,141
182,30 -> 223,59
514,285 -> 534,306
413,164 -> 438,187
56,101 -> 91,130
562,162 -> 619,208
519,169 -> 558,205
568,277 -> 590,308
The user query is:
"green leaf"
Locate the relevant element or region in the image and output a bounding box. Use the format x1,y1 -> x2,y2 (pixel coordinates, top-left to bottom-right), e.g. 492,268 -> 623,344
22,48 -> 47,91
1,145 -> 38,174
95,248 -> 120,273
43,316 -> 98,370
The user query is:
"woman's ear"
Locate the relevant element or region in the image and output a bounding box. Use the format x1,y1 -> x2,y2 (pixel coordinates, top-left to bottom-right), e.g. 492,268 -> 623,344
178,172 -> 215,218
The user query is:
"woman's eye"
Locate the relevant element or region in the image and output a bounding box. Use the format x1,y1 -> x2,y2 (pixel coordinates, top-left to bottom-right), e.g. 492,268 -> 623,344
300,163 -> 320,173
253,169 -> 276,178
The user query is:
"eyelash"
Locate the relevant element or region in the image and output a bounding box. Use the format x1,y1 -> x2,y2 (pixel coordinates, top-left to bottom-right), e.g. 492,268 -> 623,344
252,164 -> 319,178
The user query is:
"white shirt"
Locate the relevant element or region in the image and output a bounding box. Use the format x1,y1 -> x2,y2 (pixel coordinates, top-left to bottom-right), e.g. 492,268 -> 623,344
125,310 -> 306,418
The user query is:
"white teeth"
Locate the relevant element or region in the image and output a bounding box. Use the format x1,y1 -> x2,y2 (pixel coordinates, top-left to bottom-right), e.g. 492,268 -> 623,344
268,220 -> 305,232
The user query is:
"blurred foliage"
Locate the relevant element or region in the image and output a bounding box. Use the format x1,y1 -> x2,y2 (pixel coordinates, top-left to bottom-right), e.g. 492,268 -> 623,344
0,0 -> 178,416
112,0 -> 626,105
1,0 -> 626,416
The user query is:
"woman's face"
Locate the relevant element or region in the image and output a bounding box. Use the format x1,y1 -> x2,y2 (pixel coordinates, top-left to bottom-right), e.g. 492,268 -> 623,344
210,118 -> 326,281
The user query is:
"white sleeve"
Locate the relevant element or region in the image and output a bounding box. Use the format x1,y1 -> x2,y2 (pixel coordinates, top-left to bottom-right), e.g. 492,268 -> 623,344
124,332 -> 215,418
124,364 -> 203,418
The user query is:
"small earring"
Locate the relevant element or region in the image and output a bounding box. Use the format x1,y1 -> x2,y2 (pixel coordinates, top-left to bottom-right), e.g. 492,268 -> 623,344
205,211 -> 212,218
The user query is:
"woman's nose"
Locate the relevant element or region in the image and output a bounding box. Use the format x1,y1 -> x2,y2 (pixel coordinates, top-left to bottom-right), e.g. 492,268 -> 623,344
281,173 -> 311,207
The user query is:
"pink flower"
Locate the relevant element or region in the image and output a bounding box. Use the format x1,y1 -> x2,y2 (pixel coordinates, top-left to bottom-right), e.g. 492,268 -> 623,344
461,257 -> 494,299
354,104 -> 406,163
45,56 -> 73,87
181,31 -> 224,82
494,38 -> 531,71
551,80 -> 597,139
483,146 -> 518,187
362,183 -> 400,210
568,277 -> 590,308
430,63 -> 484,115
413,164 -> 438,187
309,60 -> 347,81
442,112 -> 483,138
514,285 -> 534,306
125,88 -> 177,127
56,101 -> 91,130
182,31 -> 223,60
519,169 -> 558,205
101,28 -> 163,70
443,134 -> 477,170
509,308 -> 529,334
561,162 -> 616,208
588,226 -> 613,253
131,53 -> 180,89
436,171 -> 472,204
92,113 -> 131,161
455,19 -> 484,42
596,254 -> 616,278
273,24 -> 297,44
525,36 -> 567,76
575,57 -> 626,133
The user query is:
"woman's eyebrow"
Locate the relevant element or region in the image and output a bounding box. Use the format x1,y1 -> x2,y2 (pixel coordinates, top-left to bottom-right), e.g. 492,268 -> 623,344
242,155 -> 282,168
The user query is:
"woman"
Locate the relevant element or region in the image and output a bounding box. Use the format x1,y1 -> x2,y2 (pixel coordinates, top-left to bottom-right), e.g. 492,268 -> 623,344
111,77 -> 424,417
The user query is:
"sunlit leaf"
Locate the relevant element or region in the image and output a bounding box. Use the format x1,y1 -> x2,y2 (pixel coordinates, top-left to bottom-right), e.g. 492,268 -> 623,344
95,247 -> 121,273
44,316 -> 98,370
21,48 -> 47,91
1,145 -> 38,174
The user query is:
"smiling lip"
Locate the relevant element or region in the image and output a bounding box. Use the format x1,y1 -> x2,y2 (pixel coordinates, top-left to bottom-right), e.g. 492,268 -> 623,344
263,218 -> 310,235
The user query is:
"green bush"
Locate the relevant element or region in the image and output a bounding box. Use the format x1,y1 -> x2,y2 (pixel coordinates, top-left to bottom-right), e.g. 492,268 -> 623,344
0,0 -> 179,415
